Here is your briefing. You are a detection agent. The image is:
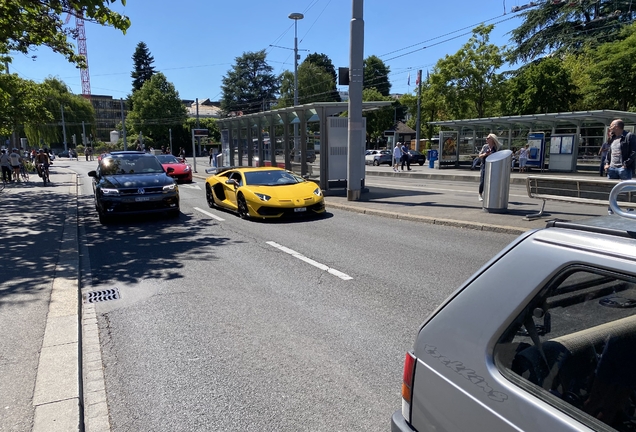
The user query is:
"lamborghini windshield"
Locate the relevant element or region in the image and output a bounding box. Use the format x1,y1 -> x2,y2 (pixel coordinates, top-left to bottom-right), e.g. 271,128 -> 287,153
244,170 -> 304,186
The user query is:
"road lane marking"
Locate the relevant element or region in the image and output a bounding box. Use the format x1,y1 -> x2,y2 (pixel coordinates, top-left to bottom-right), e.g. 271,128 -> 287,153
180,183 -> 201,190
194,207 -> 225,221
266,241 -> 353,281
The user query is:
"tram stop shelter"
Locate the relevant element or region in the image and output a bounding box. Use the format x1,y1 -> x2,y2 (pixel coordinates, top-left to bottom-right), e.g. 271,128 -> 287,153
215,101 -> 392,191
428,110 -> 636,172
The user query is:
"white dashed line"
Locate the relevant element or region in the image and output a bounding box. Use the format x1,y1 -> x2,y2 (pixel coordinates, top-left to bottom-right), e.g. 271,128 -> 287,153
266,241 -> 353,280
194,207 -> 225,221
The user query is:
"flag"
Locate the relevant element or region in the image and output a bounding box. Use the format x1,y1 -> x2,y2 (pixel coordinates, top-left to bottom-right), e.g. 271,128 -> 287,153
416,70 -> 421,86
407,73 -> 410,86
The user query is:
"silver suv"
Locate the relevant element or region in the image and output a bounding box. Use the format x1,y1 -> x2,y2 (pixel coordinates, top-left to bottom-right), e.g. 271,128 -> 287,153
392,181 -> 636,432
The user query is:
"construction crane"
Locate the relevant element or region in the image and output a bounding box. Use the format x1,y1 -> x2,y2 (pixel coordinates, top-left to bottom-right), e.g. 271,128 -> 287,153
65,11 -> 91,98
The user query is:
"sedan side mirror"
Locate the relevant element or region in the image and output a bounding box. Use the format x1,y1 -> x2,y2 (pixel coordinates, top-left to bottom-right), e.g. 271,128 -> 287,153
167,167 -> 175,174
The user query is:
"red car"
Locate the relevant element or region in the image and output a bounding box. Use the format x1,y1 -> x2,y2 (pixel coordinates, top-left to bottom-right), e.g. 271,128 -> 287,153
156,154 -> 192,183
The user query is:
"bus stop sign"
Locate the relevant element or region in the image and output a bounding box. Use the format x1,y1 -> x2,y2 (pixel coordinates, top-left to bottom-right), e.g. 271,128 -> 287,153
193,128 -> 208,137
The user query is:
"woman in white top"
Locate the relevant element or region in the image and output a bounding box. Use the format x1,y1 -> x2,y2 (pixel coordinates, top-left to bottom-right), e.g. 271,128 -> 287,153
393,142 -> 402,172
518,144 -> 529,173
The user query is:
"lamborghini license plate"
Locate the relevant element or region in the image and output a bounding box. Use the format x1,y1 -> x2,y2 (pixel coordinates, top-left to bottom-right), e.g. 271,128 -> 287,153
294,207 -> 307,212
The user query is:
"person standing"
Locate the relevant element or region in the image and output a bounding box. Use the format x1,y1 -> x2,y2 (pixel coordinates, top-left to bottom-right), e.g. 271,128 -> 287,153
179,147 -> 186,162
599,135 -> 611,177
1,149 -> 12,183
401,142 -> 411,171
392,142 -> 402,173
604,119 -> 636,180
9,148 -> 23,182
478,133 -> 500,201
518,144 -> 530,173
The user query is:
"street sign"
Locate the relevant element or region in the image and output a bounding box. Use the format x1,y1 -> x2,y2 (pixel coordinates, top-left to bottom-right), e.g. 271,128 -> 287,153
193,128 -> 208,137
383,130 -> 396,137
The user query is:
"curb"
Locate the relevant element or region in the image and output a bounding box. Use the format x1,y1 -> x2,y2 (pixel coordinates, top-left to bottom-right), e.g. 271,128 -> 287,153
324,202 -> 528,235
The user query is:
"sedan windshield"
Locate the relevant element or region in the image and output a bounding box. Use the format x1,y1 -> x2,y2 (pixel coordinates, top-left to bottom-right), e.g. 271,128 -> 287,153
100,156 -> 164,175
156,155 -> 181,164
244,170 -> 303,186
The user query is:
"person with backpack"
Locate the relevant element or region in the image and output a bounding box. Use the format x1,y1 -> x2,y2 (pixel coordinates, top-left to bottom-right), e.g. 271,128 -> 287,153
604,119 -> 636,180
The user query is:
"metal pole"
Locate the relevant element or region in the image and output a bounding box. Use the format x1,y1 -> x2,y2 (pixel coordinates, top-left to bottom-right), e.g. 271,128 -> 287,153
120,98 -> 127,150
82,121 -> 87,159
415,70 -> 422,152
196,97 -> 201,156
289,12 -> 304,163
169,128 -> 173,154
61,104 -> 68,152
347,0 -> 364,201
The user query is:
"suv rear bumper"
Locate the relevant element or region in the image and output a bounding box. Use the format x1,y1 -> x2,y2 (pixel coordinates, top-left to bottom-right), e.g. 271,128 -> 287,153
391,410 -> 416,432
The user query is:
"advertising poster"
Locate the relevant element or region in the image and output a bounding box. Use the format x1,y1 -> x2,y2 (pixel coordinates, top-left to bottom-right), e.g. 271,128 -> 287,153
440,131 -> 458,162
527,132 -> 545,168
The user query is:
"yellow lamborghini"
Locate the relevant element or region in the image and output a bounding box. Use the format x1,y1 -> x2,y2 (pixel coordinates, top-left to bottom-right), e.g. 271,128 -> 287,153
204,167 -> 325,219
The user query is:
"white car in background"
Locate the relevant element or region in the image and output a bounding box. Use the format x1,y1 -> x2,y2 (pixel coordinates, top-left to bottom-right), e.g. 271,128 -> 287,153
365,149 -> 384,164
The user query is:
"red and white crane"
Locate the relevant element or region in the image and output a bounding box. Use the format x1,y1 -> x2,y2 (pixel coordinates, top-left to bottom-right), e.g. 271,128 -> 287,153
65,11 -> 92,97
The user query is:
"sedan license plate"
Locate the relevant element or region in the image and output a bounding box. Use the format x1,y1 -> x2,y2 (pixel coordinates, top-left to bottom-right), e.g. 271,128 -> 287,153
294,207 -> 307,213
135,196 -> 150,202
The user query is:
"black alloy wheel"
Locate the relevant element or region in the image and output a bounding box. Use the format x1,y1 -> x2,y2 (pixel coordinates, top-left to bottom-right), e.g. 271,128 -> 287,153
237,194 -> 249,219
206,184 -> 215,208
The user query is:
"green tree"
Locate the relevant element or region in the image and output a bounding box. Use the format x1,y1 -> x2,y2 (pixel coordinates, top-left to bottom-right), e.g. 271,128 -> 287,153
431,24 -> 505,119
276,62 -> 336,108
582,24 -> 636,111
508,0 -> 634,63
127,72 -> 187,144
502,56 -> 579,115
0,74 -> 49,145
221,50 -> 279,114
0,0 -> 130,68
131,41 -> 156,93
21,77 -> 94,148
363,55 -> 391,96
304,52 -> 341,102
362,88 -> 397,145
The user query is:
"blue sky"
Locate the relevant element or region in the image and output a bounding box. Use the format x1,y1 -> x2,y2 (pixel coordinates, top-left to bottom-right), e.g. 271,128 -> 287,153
9,0 -> 526,101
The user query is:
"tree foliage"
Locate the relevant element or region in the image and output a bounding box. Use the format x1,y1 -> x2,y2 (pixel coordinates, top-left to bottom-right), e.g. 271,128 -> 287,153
431,24 -> 505,119
131,41 -> 156,93
221,50 -> 279,115
503,56 -> 579,115
508,0 -> 634,63
276,62 -> 335,108
401,76 -> 447,141
362,88 -> 397,145
0,74 -> 49,139
0,0 -> 130,68
582,23 -> 636,111
363,55 -> 391,96
304,52 -> 341,102
127,72 -> 187,145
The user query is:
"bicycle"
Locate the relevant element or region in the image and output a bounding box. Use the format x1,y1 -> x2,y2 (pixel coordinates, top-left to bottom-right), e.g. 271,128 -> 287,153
20,163 -> 29,182
38,163 -> 50,186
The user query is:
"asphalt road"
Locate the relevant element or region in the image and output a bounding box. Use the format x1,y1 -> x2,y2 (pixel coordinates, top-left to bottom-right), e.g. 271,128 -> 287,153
69,161 -> 517,431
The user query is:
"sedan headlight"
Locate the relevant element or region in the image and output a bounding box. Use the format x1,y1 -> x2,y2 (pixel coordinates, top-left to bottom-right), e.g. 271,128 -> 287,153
163,184 -> 176,191
101,188 -> 120,196
254,193 -> 271,201
313,188 -> 322,197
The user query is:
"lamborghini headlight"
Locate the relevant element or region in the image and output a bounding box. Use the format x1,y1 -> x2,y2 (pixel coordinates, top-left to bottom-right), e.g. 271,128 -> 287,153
313,187 -> 322,197
255,193 -> 271,201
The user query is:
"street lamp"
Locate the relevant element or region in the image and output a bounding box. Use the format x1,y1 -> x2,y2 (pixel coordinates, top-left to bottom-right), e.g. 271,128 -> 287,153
289,12 -> 304,162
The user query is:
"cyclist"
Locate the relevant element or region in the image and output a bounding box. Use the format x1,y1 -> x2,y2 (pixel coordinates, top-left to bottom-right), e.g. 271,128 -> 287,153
35,149 -> 52,179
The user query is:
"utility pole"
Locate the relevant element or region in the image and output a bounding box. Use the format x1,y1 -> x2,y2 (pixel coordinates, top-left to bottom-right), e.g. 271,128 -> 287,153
82,120 -> 87,149
415,70 -> 422,152
61,104 -> 68,152
196,97 -> 200,157
289,12 -> 304,162
120,98 -> 127,150
169,128 -> 173,154
347,0 -> 364,201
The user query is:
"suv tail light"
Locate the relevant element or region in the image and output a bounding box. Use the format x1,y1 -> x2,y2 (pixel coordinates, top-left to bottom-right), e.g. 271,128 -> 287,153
401,351 -> 416,422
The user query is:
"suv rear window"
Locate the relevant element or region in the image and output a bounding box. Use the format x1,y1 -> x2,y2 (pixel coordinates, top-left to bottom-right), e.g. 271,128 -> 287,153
495,266 -> 636,432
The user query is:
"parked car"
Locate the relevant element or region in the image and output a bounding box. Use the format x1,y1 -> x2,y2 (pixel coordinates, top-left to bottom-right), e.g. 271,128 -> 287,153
405,149 -> 426,166
204,166 -> 324,220
372,150 -> 393,166
57,150 -> 70,158
391,181 -> 636,432
88,151 -> 180,224
365,149 -> 384,164
156,154 -> 192,183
